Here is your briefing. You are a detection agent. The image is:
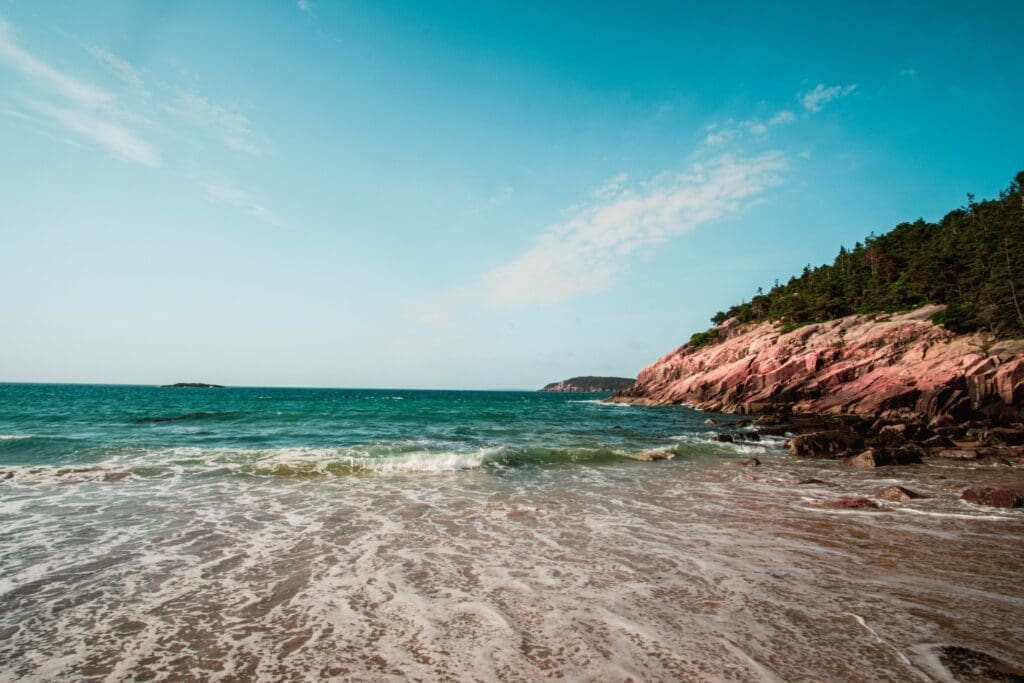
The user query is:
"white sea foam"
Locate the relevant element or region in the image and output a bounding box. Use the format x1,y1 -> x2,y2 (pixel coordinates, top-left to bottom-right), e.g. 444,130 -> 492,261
3,437 -> 1024,680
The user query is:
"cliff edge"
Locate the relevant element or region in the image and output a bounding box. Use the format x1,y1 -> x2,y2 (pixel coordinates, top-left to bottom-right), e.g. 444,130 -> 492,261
609,305 -> 1024,422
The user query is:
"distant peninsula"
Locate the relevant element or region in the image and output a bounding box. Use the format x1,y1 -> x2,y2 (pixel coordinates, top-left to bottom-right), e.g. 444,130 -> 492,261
540,376 -> 635,393
160,382 -> 226,389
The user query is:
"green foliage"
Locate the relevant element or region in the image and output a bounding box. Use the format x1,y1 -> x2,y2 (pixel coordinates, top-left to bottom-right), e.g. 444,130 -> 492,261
708,172 -> 1024,338
929,303 -> 977,334
687,329 -> 721,348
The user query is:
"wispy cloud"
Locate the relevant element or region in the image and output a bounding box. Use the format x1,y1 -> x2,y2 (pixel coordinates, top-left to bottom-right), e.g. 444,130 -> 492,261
0,20 -> 112,107
800,83 -> 857,113
481,152 -> 786,308
297,0 -> 312,13
704,126 -> 736,146
0,19 -> 160,166
167,90 -> 264,156
88,46 -> 142,88
205,183 -> 285,227
24,98 -> 159,166
704,109 -> 793,146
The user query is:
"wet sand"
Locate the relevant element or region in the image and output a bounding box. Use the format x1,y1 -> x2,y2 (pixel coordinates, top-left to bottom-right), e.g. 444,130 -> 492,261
2,452 -> 1023,681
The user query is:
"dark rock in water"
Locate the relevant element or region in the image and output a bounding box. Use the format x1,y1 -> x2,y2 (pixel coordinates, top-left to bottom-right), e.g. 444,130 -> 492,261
876,423 -> 911,445
877,485 -> 922,502
704,418 -> 718,425
754,413 -> 785,426
161,382 -> 225,388
937,645 -> 1024,682
756,425 -> 793,437
735,419 -> 753,427
842,447 -> 923,469
977,427 -> 1024,446
820,497 -> 879,510
922,434 -> 955,448
715,431 -> 760,443
961,486 -> 1024,508
789,429 -> 864,458
740,457 -> 760,467
796,478 -> 830,486
927,413 -> 957,430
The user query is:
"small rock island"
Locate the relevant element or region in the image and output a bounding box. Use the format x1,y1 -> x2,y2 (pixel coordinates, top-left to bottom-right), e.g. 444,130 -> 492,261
160,382 -> 226,389
540,376 -> 635,393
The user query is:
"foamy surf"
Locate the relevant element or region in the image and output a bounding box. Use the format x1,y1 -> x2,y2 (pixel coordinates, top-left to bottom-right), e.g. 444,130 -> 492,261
2,384 -> 1023,680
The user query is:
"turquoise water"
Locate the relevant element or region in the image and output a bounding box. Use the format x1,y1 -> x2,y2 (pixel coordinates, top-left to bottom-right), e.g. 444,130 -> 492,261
2,383 -> 1023,680
0,383 -> 729,474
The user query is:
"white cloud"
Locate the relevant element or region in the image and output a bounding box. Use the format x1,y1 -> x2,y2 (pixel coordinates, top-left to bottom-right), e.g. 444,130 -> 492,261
24,98 -> 159,166
800,83 -> 857,113
297,0 -> 312,13
744,120 -> 768,135
205,183 -> 285,227
481,152 -> 786,308
706,109 -> 793,146
705,128 -> 736,146
0,21 -> 160,166
88,46 -> 142,88
0,20 -> 112,108
168,90 -> 264,156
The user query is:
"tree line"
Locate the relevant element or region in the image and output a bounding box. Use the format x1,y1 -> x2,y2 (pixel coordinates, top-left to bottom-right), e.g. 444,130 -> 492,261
695,171 -> 1024,345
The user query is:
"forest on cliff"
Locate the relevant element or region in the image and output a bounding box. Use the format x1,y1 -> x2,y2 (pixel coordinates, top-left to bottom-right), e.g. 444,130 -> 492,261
702,171 -> 1024,342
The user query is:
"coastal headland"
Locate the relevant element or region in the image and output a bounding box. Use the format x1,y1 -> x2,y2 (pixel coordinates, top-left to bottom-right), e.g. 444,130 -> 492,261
611,173 -> 1024,507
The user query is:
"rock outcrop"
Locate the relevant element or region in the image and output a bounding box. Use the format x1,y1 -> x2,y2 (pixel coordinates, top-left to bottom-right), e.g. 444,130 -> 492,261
541,376 -> 635,393
610,305 -> 1024,423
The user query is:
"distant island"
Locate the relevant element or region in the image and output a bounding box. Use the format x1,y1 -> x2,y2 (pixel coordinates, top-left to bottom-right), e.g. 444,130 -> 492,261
160,382 -> 226,388
541,376 -> 635,393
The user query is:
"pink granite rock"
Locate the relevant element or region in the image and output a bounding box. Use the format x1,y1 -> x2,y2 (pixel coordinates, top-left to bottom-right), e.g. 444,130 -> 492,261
611,306 -> 1024,420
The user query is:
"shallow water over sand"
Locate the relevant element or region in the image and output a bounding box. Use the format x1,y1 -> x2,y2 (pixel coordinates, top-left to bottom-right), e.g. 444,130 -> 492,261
1,385 -> 1023,680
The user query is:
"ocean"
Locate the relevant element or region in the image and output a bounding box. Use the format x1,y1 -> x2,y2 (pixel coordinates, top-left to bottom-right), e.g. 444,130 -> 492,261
1,383 -> 1022,680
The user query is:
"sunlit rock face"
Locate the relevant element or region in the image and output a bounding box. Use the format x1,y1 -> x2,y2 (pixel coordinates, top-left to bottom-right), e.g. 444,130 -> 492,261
611,305 -> 1024,420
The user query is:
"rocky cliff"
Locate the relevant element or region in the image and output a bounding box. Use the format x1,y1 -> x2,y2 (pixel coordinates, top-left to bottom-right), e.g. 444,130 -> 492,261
541,376 -> 635,393
610,305 -> 1024,422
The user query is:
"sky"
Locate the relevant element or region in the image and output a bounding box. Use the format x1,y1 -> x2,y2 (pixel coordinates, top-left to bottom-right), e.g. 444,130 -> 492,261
2,1 -> 1023,389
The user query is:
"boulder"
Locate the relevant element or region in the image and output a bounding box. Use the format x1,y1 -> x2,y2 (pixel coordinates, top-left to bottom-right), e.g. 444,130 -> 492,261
877,423 -> 911,445
877,485 -> 922,502
927,413 -> 956,430
740,457 -> 761,467
961,486 -> 1024,508
922,434 -> 955,448
842,447 -> 923,469
712,434 -> 734,443
789,429 -> 864,458
976,427 -> 1024,446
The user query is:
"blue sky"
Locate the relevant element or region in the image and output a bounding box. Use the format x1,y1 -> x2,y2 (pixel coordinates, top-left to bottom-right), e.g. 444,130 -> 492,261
2,1 -> 1023,388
